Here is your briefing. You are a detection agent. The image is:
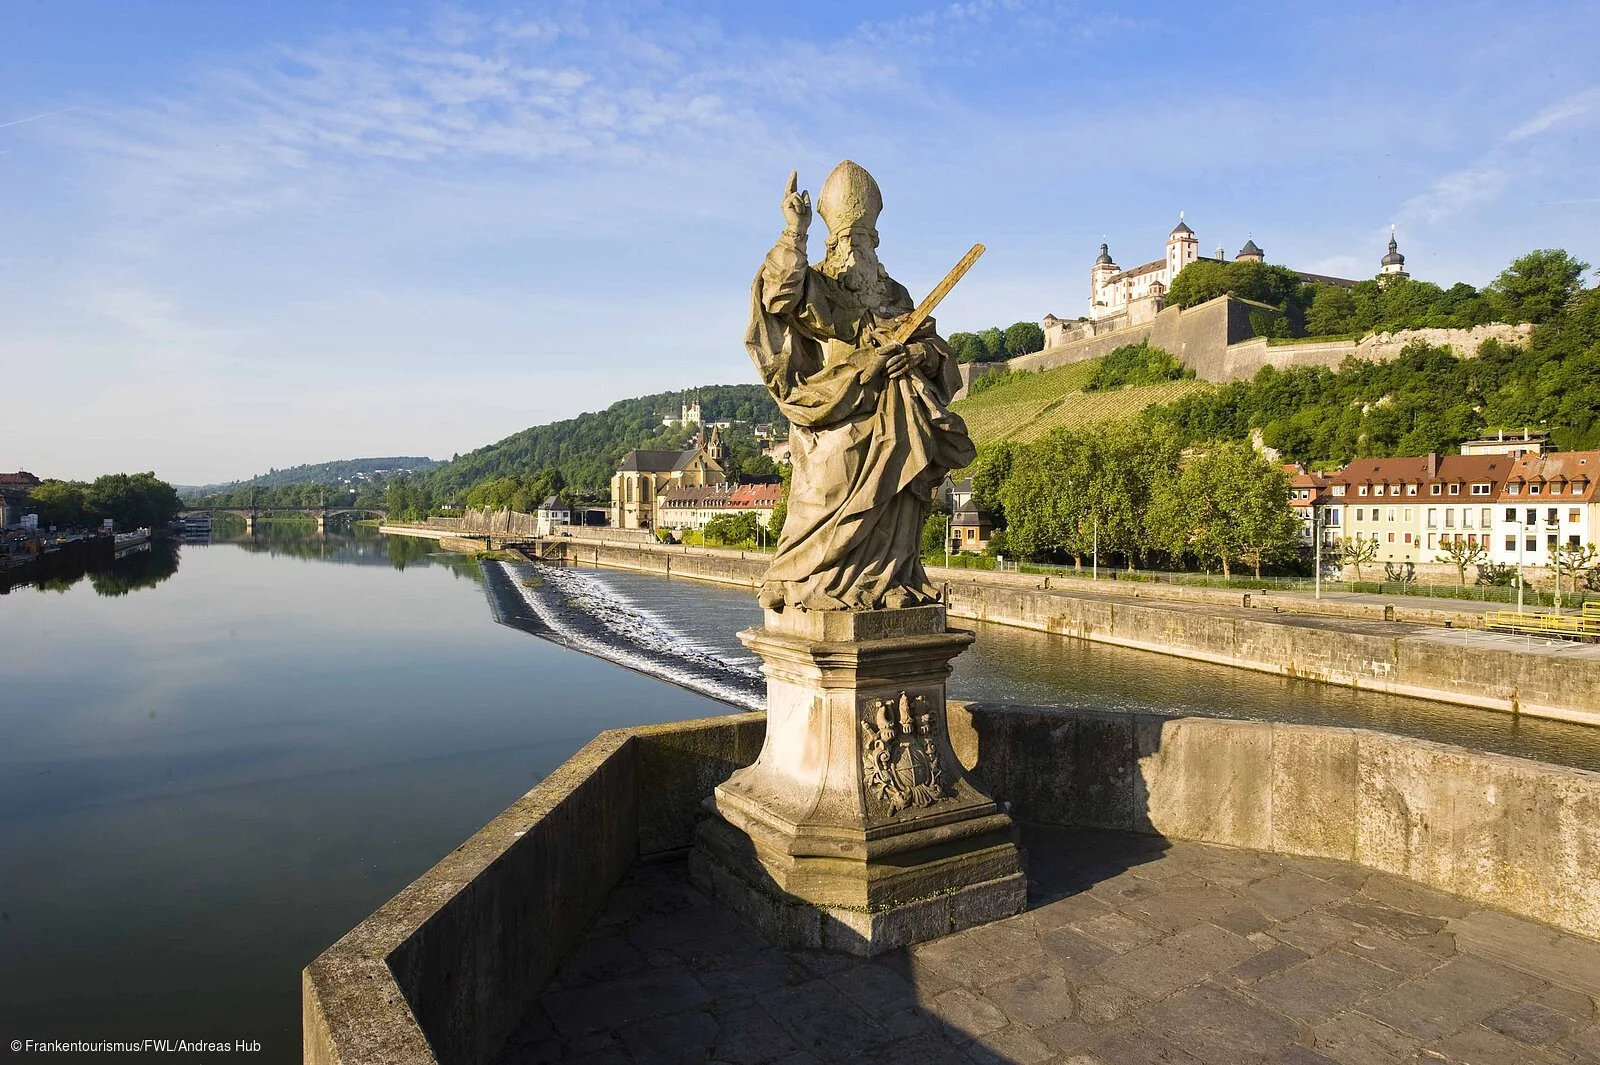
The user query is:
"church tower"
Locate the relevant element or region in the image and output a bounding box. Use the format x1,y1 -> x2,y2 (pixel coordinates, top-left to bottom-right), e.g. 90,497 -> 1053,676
681,395 -> 702,426
1166,212 -> 1199,280
1379,226 -> 1408,282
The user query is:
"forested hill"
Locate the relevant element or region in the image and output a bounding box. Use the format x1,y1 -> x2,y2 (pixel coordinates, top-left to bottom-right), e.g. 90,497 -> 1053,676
180,456 -> 439,497
422,383 -> 782,496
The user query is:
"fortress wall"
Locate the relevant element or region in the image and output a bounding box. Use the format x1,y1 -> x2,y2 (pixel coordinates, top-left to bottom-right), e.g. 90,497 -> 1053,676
1003,295 -> 1258,382
1221,322 -> 1535,382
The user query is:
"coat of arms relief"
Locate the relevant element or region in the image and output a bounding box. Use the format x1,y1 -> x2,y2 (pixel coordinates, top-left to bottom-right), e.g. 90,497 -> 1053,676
860,691 -> 950,813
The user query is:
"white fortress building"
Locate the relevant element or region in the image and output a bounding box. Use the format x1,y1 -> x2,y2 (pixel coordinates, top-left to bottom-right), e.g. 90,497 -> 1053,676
1042,216 -> 1397,349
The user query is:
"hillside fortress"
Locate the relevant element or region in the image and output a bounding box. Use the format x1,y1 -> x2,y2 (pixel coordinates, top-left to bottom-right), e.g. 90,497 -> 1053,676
1043,216 -> 1409,348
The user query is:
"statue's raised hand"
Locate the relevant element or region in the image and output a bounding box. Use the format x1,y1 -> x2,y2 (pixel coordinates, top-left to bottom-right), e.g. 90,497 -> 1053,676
782,170 -> 811,236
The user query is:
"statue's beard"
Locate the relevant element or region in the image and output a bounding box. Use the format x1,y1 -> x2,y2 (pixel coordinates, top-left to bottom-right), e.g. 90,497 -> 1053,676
823,237 -> 888,313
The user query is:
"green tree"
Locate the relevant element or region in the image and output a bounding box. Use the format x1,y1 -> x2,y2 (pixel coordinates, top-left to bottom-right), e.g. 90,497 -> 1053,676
970,442 -> 1015,530
28,480 -> 89,528
1488,249 -> 1590,324
1145,441 -> 1296,577
703,511 -> 761,547
977,327 -> 1008,362
997,430 -> 1097,566
1304,284 -> 1356,336
1003,321 -> 1045,357
921,506 -> 951,558
1085,341 -> 1190,391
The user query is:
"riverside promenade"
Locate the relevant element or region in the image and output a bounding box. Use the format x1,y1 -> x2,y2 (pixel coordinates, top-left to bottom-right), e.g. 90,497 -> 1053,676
507,826 -> 1600,1065
375,525 -> 1600,726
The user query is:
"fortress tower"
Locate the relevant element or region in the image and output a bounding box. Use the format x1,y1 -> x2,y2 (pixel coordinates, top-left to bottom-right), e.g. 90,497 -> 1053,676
1166,212 -> 1199,275
1380,226 -> 1408,282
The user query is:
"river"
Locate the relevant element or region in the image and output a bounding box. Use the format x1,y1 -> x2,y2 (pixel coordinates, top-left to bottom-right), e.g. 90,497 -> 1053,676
3,528 -> 1598,1061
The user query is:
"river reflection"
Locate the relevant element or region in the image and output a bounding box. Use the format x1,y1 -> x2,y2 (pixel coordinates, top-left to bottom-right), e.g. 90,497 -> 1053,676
0,531 -> 725,1061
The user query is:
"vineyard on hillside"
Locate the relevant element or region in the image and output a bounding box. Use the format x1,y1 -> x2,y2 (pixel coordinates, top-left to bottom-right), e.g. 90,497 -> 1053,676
952,360 -> 1211,446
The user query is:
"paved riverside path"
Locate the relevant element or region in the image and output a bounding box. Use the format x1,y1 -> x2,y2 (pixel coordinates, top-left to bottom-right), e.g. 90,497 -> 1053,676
501,827 -> 1600,1065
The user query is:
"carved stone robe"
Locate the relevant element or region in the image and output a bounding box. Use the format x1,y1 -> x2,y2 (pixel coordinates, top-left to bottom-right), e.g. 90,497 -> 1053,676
746,233 -> 976,611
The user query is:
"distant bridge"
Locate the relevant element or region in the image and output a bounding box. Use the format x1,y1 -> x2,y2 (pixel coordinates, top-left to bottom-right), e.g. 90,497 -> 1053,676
179,505 -> 388,532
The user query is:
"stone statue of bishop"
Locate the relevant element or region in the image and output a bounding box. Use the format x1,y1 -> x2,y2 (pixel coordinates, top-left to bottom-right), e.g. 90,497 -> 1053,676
746,160 -> 976,612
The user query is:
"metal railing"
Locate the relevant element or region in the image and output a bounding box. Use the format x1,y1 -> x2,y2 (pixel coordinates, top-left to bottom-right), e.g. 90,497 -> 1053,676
1483,603 -> 1600,641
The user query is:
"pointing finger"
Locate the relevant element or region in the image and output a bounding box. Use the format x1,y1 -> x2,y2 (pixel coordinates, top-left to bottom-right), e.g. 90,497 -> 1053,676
787,170 -> 798,196
801,191 -> 810,208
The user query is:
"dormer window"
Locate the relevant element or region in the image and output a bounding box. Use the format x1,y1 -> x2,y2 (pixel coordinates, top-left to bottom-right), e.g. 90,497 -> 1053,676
1430,484 -> 1442,496
1407,484 -> 1418,495
1508,484 -> 1521,495
1448,484 -> 1460,496
1530,484 -> 1542,495
1373,485 -> 1384,496
1358,485 -> 1368,496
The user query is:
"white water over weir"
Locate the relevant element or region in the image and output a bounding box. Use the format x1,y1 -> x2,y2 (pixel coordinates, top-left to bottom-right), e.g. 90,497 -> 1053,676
495,561 -> 766,711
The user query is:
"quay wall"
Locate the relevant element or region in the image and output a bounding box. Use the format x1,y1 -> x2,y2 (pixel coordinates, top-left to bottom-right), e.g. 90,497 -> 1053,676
306,706 -> 1600,1063
540,538 -> 1600,726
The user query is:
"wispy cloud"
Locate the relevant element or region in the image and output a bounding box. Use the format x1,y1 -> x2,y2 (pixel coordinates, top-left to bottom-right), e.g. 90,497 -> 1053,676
0,106 -> 78,130
1400,83 -> 1600,225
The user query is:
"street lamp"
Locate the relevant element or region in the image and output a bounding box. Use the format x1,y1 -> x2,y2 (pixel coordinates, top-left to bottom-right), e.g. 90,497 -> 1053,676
944,514 -> 951,571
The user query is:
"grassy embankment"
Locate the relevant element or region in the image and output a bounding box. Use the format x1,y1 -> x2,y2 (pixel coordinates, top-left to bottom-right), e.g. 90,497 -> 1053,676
951,359 -> 1210,447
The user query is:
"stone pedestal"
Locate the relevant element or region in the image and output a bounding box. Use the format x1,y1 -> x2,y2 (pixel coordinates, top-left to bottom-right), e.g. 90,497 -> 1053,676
690,605 -> 1026,956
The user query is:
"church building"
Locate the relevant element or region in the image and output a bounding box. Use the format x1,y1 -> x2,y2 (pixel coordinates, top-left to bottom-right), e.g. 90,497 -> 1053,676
609,427 -> 728,530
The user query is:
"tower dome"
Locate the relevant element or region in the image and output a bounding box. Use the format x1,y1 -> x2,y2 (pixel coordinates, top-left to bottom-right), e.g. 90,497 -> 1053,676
1380,226 -> 1408,278
1236,238 -> 1264,262
1169,211 -> 1194,238
1095,242 -> 1114,266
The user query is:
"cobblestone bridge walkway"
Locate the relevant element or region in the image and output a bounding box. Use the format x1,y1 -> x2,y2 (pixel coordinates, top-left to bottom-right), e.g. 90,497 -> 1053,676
502,827 -> 1600,1065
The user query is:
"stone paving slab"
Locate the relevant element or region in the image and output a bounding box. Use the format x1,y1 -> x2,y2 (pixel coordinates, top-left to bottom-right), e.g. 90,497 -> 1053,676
500,826 -> 1600,1065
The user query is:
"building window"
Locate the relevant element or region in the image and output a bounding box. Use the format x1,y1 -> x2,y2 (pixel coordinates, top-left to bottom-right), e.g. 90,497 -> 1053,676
1464,509 -> 1474,529
1430,484 -> 1442,496
1531,483 -> 1543,495
1505,507 -> 1517,522
1508,484 -> 1520,495
1332,485 -> 1345,497
1404,533 -> 1413,544
1506,536 -> 1516,551
1388,533 -> 1396,543
1548,508 -> 1558,524
1387,508 -> 1397,522
1570,509 -> 1582,523
1426,508 -> 1437,528
1403,508 -> 1412,523
1449,484 -> 1461,496
1407,484 -> 1418,496
1527,537 -> 1537,553
1444,510 -> 1454,528
1358,485 -> 1368,496
1548,534 -> 1558,551
1572,535 -> 1583,548
1471,483 -> 1491,496
1427,533 -> 1436,550
1482,508 -> 1492,528
1468,534 -> 1478,547
1327,511 -> 1340,526
1355,508 -> 1364,522
1527,509 -> 1537,525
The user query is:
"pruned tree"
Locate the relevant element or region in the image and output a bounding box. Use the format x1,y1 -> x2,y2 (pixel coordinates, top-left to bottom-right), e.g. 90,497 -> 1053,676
1433,538 -> 1487,585
1552,542 -> 1599,604
1337,536 -> 1380,581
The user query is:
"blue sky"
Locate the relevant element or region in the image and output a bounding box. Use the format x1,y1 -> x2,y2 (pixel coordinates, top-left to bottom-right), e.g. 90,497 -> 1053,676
3,0 -> 1598,484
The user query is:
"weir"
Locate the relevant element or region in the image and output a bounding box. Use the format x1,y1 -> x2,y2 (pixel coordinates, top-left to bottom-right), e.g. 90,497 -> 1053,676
511,534 -> 1600,727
